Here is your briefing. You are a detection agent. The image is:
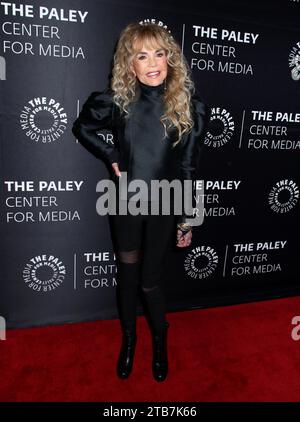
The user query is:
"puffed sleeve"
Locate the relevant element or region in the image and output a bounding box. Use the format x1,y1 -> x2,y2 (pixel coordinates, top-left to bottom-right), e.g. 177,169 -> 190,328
177,94 -> 211,225
72,88 -> 119,165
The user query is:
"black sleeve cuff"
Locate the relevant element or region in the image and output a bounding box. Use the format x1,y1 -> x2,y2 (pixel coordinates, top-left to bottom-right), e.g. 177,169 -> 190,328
107,148 -> 119,164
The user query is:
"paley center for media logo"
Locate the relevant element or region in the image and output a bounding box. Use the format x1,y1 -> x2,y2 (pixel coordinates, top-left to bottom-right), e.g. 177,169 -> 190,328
22,254 -> 66,293
20,96 -> 68,144
289,41 -> 300,81
268,179 -> 299,213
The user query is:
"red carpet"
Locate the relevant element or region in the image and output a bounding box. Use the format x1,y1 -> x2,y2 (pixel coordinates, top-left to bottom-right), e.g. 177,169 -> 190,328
1,296 -> 300,402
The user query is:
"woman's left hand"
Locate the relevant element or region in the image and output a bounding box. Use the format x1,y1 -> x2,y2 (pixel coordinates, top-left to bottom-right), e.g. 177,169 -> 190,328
176,229 -> 192,248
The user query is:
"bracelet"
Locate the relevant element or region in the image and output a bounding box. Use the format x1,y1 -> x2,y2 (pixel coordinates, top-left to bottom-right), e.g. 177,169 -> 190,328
177,223 -> 193,233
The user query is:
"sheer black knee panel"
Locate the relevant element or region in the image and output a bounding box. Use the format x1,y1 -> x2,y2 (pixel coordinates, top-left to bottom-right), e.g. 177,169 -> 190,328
116,249 -> 142,264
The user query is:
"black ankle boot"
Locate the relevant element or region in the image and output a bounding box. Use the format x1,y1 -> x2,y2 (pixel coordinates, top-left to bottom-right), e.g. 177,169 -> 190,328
117,330 -> 137,379
152,321 -> 169,382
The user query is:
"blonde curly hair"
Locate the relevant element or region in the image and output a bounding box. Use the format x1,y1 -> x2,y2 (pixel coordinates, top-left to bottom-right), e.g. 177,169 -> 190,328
111,22 -> 195,147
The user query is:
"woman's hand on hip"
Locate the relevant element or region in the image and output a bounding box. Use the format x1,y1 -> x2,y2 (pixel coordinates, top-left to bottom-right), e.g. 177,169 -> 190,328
176,229 -> 192,248
112,162 -> 121,178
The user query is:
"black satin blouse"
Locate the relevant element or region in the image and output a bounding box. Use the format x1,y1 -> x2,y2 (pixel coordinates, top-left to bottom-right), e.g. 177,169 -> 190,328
72,79 -> 210,224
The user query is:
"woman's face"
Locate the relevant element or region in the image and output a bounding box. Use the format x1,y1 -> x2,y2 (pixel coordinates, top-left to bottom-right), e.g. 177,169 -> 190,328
130,41 -> 168,86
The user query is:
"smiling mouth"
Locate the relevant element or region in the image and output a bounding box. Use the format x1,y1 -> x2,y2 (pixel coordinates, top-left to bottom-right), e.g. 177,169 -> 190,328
146,71 -> 161,77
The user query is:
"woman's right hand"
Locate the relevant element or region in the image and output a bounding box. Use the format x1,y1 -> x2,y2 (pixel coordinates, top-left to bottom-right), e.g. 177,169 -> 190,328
112,162 -> 121,178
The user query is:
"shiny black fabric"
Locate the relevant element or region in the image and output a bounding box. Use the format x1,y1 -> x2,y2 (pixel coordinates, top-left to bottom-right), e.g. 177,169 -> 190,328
72,79 -> 210,223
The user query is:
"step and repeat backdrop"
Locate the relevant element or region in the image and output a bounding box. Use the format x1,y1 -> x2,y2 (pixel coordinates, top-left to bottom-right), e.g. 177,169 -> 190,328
0,0 -> 299,328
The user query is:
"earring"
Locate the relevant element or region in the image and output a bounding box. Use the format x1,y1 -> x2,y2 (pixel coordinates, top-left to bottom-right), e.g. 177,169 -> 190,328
164,78 -> 167,91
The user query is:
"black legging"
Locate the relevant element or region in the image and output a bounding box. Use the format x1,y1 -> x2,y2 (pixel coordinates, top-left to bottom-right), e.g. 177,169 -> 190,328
109,200 -> 177,336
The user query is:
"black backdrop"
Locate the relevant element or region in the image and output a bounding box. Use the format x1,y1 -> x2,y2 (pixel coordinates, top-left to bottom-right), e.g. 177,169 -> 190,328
0,0 -> 299,328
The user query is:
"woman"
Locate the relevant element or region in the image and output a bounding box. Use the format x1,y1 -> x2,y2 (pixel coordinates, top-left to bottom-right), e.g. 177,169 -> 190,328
72,22 -> 210,382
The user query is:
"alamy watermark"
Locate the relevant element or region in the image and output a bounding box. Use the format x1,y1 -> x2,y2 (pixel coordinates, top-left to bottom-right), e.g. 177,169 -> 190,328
0,56 -> 6,80
291,316 -> 300,341
0,316 -> 6,340
96,172 -> 204,226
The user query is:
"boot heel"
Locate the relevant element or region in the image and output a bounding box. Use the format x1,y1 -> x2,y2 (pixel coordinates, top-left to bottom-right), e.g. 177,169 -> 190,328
117,331 -> 137,379
152,321 -> 169,382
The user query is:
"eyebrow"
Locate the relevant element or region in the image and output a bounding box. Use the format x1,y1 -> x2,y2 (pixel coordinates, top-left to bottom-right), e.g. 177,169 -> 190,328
136,48 -> 165,54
